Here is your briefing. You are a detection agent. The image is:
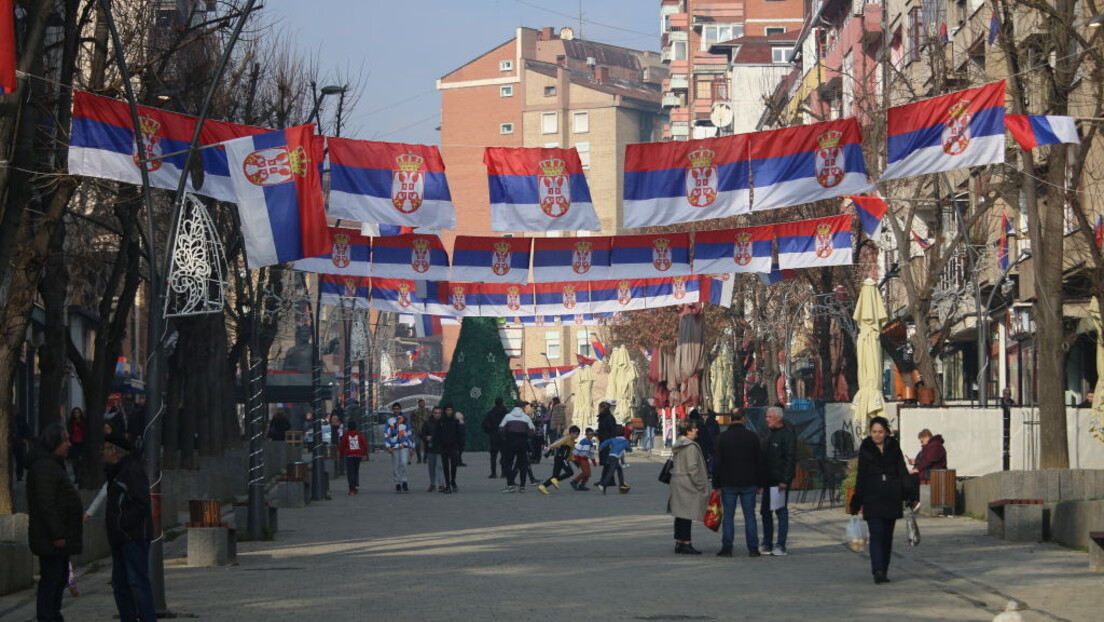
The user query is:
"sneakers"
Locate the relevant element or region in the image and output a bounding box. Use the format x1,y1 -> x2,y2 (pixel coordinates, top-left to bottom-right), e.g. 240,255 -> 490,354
771,546 -> 787,556
569,480 -> 580,491
401,482 -> 410,493
550,478 -> 560,490
748,547 -> 762,558
576,485 -> 590,491
538,485 -> 549,495
759,544 -> 772,555
517,487 -> 526,493
597,484 -> 607,494
501,485 -> 517,494
451,483 -> 458,493
674,543 -> 703,555
438,486 -> 448,493
442,487 -> 452,494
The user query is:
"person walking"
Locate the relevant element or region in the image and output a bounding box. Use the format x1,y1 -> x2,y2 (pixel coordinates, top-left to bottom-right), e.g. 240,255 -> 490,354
498,400 -> 535,493
410,399 -> 431,464
596,429 -> 633,494
339,419 -> 368,495
421,407 -> 446,492
549,397 -> 567,444
849,416 -> 918,584
640,398 -> 658,452
596,401 -> 617,468
668,419 -> 709,555
570,428 -> 598,491
483,397 -> 509,479
27,424 -> 83,622
760,406 -> 796,556
438,405 -> 462,493
67,407 -> 88,487
384,403 -> 414,493
103,435 -> 157,621
713,409 -> 764,557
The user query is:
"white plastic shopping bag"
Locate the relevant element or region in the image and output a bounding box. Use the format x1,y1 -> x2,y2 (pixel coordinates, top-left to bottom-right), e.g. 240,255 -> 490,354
845,515 -> 868,552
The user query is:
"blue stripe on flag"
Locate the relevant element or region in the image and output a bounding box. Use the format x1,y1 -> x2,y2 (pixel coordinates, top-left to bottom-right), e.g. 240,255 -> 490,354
330,164 -> 452,201
623,160 -> 750,200
887,107 -> 1004,164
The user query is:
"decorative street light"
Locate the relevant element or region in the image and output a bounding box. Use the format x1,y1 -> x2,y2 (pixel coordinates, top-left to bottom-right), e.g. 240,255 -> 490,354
976,248 -> 1032,407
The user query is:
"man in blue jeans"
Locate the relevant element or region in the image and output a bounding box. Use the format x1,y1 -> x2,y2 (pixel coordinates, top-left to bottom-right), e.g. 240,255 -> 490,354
712,409 -> 765,557
760,406 -> 797,556
103,435 -> 157,621
640,398 -> 658,452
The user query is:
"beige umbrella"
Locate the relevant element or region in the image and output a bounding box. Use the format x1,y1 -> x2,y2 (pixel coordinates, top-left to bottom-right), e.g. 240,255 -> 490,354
709,346 -> 735,412
1089,298 -> 1104,444
574,364 -> 596,431
852,278 -> 887,431
606,345 -> 638,421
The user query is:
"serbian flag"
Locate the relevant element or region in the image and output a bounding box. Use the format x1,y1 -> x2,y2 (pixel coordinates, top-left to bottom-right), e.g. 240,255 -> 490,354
623,134 -> 751,227
69,91 -> 265,202
693,225 -> 773,274
371,233 -> 450,281
474,282 -> 535,318
847,195 -> 889,238
643,276 -> 700,309
417,314 -> 442,338
0,0 -> 15,95
775,214 -> 853,269
911,230 -> 932,252
758,263 -> 797,285
327,137 -> 455,229
291,226 -> 371,276
451,236 -> 531,284
484,147 -> 599,232
591,339 -> 609,361
1095,215 -> 1103,249
750,118 -> 873,211
531,236 -> 612,282
424,281 -> 480,317
881,81 -> 1006,181
702,274 -> 735,308
319,275 -> 370,308
224,125 -> 330,269
589,279 -> 647,313
369,278 -> 425,313
609,233 -> 692,279
533,281 -> 591,316
1005,115 -> 1080,151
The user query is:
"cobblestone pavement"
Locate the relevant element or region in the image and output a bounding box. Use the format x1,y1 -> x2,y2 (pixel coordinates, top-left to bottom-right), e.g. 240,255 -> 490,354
0,451 -> 1098,621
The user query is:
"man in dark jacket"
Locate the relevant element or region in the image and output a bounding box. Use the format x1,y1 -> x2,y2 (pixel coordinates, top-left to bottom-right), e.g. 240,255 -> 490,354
27,423 -> 83,621
640,398 -> 659,452
596,401 -> 617,466
760,406 -> 796,556
103,435 -> 156,621
438,405 -> 462,493
482,397 -> 509,478
713,409 -> 764,557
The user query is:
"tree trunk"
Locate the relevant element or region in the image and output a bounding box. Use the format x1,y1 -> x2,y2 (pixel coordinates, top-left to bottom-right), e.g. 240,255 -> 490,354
1034,158 -> 1070,468
37,218 -> 69,430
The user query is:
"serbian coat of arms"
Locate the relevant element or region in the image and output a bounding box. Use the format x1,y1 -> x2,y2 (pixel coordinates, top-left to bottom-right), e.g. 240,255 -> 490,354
562,285 -> 577,310
451,286 -> 467,311
685,148 -> 718,208
941,99 -> 972,156
617,281 -> 633,305
506,286 -> 522,311
652,238 -> 672,272
391,153 -> 425,214
813,130 -> 845,188
733,231 -> 754,266
133,116 -> 163,172
242,144 -> 309,186
410,237 -> 431,273
572,241 -> 592,274
538,158 -> 570,218
397,282 -> 412,308
491,242 -> 512,276
331,233 -> 351,269
814,222 -> 835,258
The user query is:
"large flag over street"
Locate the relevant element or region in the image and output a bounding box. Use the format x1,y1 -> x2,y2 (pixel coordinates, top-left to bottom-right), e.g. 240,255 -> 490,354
533,281 -> 591,316
484,147 -> 599,232
750,118 -> 873,211
69,91 -> 265,201
319,275 -> 370,308
881,81 -> 1006,181
589,278 -> 647,313
327,137 -> 455,229
775,214 -> 853,269
0,0 -> 15,95
424,281 -> 480,317
291,225 -> 372,276
224,125 -> 330,268
608,233 -> 692,279
370,278 -> 425,314
1005,114 -> 1080,151
531,236 -> 612,282
474,282 -> 536,317
642,276 -> 700,308
693,225 -> 773,275
451,236 -> 531,283
623,134 -> 751,227
371,233 -> 450,281
847,195 -> 889,238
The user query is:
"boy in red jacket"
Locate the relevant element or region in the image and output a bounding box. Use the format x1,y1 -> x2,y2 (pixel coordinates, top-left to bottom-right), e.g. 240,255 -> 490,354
339,419 -> 368,495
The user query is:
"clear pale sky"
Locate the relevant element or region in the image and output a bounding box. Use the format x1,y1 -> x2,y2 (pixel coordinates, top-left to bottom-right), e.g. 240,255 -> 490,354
264,1 -> 660,144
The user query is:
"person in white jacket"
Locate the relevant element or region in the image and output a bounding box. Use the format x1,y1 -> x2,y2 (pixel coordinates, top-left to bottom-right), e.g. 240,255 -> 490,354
498,401 -> 535,493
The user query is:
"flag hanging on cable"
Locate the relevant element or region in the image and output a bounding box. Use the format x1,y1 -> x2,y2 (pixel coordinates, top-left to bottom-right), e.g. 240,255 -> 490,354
370,278 -> 426,313
608,233 -> 692,279
371,233 -> 450,281
702,274 -> 735,308
291,225 -> 372,276
988,12 -> 1000,46
1095,215 -> 1103,249
775,215 -> 853,269
911,230 -> 932,252
224,124 -> 330,268
693,226 -> 773,274
484,146 -> 600,232
1005,115 -> 1080,151
0,0 -> 15,95
757,263 -> 797,285
589,279 -> 647,313
847,195 -> 889,239
880,81 -> 1006,181
424,281 -> 480,317
474,282 -> 536,318
643,276 -> 700,308
451,236 -> 531,283
531,236 -> 612,282
319,275 -> 371,308
533,281 -> 591,316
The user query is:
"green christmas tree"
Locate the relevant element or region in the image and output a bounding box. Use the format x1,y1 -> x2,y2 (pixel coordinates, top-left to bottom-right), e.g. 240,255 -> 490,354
440,317 -> 518,451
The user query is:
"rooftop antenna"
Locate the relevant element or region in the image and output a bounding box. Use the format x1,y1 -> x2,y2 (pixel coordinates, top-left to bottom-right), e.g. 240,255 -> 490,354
578,0 -> 583,39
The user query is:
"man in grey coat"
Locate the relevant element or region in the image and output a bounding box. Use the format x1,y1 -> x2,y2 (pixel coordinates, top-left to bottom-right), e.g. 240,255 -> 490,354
760,406 -> 797,556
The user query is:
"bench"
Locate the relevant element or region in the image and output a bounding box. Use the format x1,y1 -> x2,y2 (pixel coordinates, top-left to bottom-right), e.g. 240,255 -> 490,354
285,430 -> 304,446
1090,531 -> 1104,572
988,498 -> 1044,541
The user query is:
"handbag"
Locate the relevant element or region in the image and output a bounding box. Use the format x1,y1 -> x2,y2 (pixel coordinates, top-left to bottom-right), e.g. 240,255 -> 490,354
658,458 -> 674,484
704,489 -> 722,532
904,506 -> 921,546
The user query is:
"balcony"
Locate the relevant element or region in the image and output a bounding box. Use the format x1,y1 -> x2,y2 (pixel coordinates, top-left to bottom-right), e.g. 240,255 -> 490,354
661,47 -> 673,63
670,122 -> 690,138
662,93 -> 682,108
669,13 -> 689,30
669,74 -> 689,90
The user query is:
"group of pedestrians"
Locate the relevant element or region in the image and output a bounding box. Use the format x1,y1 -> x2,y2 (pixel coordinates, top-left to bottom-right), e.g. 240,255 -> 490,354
376,401 -> 467,495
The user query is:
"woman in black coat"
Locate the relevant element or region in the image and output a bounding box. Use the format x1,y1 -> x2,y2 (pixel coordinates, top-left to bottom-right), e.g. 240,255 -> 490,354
848,416 -> 917,584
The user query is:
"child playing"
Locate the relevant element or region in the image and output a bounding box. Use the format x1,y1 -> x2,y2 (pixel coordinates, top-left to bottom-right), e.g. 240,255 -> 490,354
597,426 -> 633,494
538,426 -> 579,495
571,428 -> 598,491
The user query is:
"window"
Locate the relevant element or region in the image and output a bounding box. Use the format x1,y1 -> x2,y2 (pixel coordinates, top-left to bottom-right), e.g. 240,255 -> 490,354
544,85 -> 556,97
544,142 -> 560,148
541,111 -> 558,134
499,59 -> 513,72
500,85 -> 513,97
702,23 -> 744,50
771,46 -> 793,64
572,111 -> 589,133
765,27 -> 786,36
575,141 -> 590,169
672,40 -> 688,61
545,331 -> 561,360
908,7 -> 923,62
499,123 -> 514,135
695,78 -> 713,100
576,330 -> 592,357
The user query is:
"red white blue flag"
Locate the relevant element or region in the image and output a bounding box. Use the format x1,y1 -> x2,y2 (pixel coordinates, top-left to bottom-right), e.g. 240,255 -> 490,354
911,230 -> 932,252
609,233 -> 692,279
531,236 -> 612,282
69,91 -> 265,201
589,279 -> 647,313
881,81 -> 1006,181
623,134 -> 751,227
424,281 -> 480,317
291,226 -> 372,276
775,215 -> 853,269
757,263 -> 797,285
702,274 -> 735,308
224,125 -> 331,269
370,278 -> 425,314
693,226 -> 773,274
371,233 -> 450,281
847,195 -> 889,239
1005,115 -> 1080,151
484,147 -> 599,232
319,275 -> 371,309
474,282 -> 535,318
1095,215 -> 1103,249
327,137 -> 455,229
451,236 -> 531,284
0,0 -> 15,95
591,339 -> 609,361
533,281 -> 590,316
643,276 -> 700,308
750,118 -> 872,211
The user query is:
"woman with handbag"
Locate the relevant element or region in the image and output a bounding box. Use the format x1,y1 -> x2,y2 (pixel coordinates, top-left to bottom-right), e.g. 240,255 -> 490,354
667,419 -> 709,555
848,416 -> 918,583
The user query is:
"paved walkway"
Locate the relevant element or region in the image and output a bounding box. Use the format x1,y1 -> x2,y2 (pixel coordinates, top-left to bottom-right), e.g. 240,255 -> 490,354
1,452 -> 1098,621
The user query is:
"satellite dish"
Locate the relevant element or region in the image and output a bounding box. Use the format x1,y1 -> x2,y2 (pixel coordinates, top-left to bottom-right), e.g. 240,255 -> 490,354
560,26 -> 575,40
710,102 -> 734,129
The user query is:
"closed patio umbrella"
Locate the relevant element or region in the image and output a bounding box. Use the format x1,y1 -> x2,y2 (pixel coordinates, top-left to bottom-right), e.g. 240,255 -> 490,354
852,278 -> 887,431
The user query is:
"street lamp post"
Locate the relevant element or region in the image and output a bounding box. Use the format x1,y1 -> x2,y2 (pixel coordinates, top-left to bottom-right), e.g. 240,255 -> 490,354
976,249 -> 1032,407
